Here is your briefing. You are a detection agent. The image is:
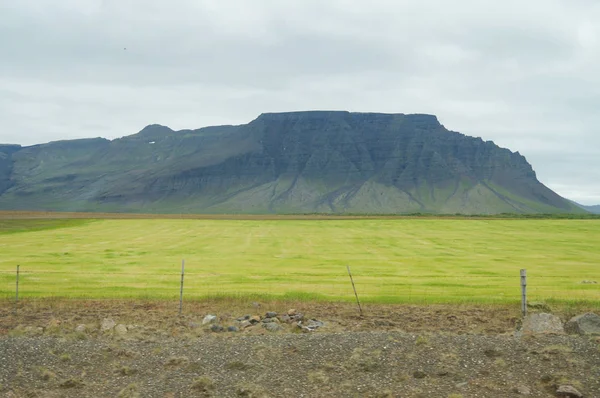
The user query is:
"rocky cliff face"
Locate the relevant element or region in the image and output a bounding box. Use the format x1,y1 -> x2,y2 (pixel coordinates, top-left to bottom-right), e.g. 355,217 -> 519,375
0,112 -> 581,214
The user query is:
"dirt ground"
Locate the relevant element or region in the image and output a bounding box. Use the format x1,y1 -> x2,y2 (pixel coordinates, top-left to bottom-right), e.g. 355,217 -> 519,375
1,300 -> 599,397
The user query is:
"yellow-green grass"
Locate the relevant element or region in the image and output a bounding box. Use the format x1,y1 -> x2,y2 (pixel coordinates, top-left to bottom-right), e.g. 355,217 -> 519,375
0,218 -> 599,304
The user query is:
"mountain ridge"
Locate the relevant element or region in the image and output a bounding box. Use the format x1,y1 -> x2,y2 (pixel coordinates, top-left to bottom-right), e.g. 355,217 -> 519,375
0,111 -> 584,215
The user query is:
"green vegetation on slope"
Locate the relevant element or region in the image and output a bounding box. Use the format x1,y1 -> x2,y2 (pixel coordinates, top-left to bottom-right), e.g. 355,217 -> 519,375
1,218 -> 598,303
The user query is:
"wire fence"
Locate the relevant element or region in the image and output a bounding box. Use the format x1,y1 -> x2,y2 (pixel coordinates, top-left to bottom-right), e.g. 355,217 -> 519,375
2,265 -> 598,307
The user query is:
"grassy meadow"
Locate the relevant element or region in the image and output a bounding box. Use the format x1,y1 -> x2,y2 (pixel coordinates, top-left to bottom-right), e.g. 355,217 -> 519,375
0,217 -> 599,304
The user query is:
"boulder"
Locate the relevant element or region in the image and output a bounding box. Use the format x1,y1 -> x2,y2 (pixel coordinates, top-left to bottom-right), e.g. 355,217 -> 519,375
556,385 -> 583,397
227,326 -> 239,333
101,318 -> 116,332
265,311 -> 278,318
202,315 -> 217,325
565,313 -> 600,336
210,324 -> 224,333
520,313 -> 564,335
287,309 -> 297,316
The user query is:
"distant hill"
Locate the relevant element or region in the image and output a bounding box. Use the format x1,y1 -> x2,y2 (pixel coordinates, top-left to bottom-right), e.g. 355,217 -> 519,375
0,111 -> 584,214
572,202 -> 600,214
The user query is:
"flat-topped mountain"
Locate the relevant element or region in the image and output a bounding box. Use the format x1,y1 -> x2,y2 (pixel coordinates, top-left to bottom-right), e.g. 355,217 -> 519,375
0,112 -> 583,214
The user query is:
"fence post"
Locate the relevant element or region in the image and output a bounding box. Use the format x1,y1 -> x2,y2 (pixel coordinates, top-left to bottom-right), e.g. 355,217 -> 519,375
520,269 -> 527,317
15,265 -> 20,315
179,260 -> 185,316
347,265 -> 363,316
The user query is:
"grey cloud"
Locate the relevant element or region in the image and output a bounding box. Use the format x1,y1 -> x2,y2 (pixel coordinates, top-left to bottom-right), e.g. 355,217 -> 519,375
0,0 -> 599,204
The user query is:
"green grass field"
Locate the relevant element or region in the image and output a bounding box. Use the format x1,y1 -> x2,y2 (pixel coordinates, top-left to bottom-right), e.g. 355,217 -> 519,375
0,218 -> 599,304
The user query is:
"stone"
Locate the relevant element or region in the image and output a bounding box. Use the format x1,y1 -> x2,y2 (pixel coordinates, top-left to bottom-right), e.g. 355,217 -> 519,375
210,324 -> 224,333
250,315 -> 261,324
287,309 -> 297,316
556,385 -> 583,397
527,302 -> 552,313
114,324 -> 128,335
75,325 -> 87,333
520,313 -> 564,335
512,385 -> 531,395
413,371 -> 427,379
227,326 -> 239,333
239,320 -> 252,329
101,318 -> 116,332
252,302 -> 261,308
290,312 -> 305,322
262,317 -> 280,324
265,311 -> 278,318
202,315 -> 217,325
305,319 -> 325,330
580,280 -> 597,284
263,323 -> 282,332
279,315 -> 291,323
565,313 -> 600,336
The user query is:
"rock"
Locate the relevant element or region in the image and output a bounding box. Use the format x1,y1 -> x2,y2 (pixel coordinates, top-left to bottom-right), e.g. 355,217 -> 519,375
413,370 -> 427,379
556,385 -> 583,397
263,323 -> 282,332
527,302 -> 552,313
580,280 -> 597,284
520,313 -> 564,335
202,315 -> 217,325
513,385 -> 531,395
114,324 -> 128,335
287,309 -> 297,316
250,315 -> 261,324
239,320 -> 252,329
210,324 -> 224,333
265,311 -> 278,318
101,318 -> 116,332
290,312 -> 305,322
75,325 -> 87,333
227,326 -> 239,333
565,313 -> 600,336
279,315 -> 291,323
305,319 -> 325,330
262,317 -> 280,324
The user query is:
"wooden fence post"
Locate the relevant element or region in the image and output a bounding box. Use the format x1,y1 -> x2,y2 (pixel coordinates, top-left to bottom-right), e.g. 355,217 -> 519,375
347,265 -> 363,316
520,269 -> 527,317
179,260 -> 185,316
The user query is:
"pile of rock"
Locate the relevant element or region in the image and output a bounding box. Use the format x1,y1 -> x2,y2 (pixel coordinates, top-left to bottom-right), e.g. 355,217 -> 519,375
201,309 -> 325,333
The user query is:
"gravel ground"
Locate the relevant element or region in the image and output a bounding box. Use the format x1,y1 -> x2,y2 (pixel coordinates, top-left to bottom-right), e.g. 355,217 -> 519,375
1,301 -> 599,397
1,331 -> 599,397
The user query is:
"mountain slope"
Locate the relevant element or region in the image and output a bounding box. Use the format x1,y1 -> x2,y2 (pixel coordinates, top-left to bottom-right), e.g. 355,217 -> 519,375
0,111 -> 583,214
572,202 -> 600,214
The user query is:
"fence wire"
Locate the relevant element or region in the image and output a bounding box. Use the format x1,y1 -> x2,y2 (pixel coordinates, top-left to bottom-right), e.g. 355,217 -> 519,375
1,267 -> 598,303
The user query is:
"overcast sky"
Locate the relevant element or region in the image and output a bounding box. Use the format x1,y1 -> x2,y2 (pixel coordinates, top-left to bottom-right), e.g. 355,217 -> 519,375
1,0 -> 599,204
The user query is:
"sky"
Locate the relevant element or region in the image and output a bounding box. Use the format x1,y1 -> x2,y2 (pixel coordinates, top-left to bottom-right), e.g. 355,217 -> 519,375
1,1 -> 599,205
